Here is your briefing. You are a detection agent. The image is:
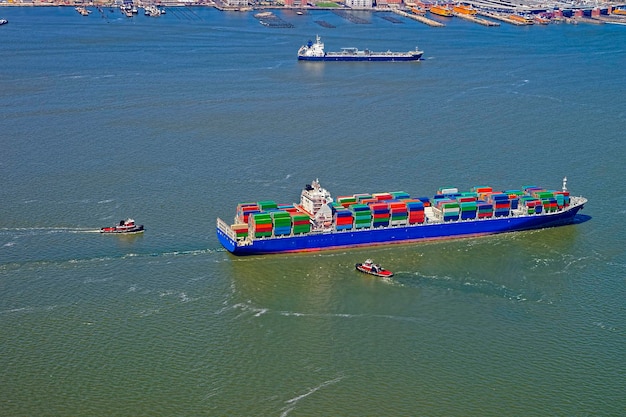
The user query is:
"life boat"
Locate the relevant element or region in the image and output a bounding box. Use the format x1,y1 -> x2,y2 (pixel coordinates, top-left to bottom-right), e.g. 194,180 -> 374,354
100,218 -> 144,234
355,259 -> 393,277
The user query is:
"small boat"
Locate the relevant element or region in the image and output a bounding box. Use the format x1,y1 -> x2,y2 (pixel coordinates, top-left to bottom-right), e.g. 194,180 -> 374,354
75,6 -> 91,16
355,259 -> 393,278
429,4 -> 454,17
508,13 -> 534,25
144,5 -> 162,16
453,4 -> 477,15
0,19 -> 7,25
612,7 -> 626,15
100,218 -> 144,234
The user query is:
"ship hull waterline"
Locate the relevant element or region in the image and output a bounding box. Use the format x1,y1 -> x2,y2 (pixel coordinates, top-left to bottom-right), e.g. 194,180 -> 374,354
298,54 -> 422,62
217,202 -> 585,255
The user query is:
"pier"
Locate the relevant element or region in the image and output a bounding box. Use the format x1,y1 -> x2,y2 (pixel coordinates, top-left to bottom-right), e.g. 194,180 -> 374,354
7,0 -> 626,28
478,11 -> 532,25
391,9 -> 445,27
452,11 -> 500,26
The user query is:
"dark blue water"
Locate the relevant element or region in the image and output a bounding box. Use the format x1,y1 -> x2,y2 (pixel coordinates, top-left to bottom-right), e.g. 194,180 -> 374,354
1,7 -> 625,416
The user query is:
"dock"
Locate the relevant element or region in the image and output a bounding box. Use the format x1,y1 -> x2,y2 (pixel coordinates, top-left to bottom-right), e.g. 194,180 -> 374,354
392,9 -> 445,27
453,11 -> 500,26
478,11 -> 532,25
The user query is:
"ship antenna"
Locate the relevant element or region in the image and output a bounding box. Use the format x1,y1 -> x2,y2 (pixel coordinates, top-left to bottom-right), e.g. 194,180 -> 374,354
562,176 -> 568,192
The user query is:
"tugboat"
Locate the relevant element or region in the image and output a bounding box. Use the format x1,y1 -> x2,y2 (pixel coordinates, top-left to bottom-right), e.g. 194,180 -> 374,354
355,259 -> 394,278
100,218 -> 144,234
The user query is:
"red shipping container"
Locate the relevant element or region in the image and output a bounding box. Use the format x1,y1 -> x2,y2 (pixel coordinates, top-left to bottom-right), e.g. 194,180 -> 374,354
373,193 -> 393,201
252,225 -> 273,232
409,216 -> 425,224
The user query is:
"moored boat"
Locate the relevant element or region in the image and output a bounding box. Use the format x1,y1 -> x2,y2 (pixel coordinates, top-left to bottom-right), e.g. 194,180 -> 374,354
101,218 -> 144,234
298,35 -> 423,62
75,7 -> 91,16
508,13 -> 534,24
453,3 -> 477,15
533,15 -> 551,24
429,4 -> 454,17
144,5 -> 162,16
216,178 -> 587,256
356,259 -> 394,277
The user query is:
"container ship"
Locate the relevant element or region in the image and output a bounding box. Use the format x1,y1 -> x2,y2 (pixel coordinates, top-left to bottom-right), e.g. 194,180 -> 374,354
216,178 -> 586,256
298,35 -> 423,62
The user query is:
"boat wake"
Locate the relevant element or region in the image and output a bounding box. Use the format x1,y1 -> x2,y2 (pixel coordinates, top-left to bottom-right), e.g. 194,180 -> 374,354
281,375 -> 345,416
0,227 -> 101,234
398,271 -> 545,303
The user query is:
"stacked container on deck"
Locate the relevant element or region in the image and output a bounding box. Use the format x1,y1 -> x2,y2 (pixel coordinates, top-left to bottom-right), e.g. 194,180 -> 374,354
406,200 -> 426,224
271,211 -> 292,236
231,223 -> 249,239
554,191 -> 570,208
433,187 -> 460,222
291,212 -> 311,235
332,203 -> 354,231
230,181 -> 570,239
350,203 -> 372,229
488,193 -> 511,217
503,190 -> 522,210
249,212 -> 273,238
336,195 -> 357,208
370,202 -> 390,228
469,186 -> 494,218
236,202 -> 260,224
458,193 -> 478,220
521,186 -> 545,215
389,201 -> 408,226
233,199 -> 311,238
437,199 -> 461,221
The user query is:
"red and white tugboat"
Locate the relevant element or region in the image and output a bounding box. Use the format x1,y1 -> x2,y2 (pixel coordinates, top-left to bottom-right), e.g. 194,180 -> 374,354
355,259 -> 393,277
100,218 -> 144,234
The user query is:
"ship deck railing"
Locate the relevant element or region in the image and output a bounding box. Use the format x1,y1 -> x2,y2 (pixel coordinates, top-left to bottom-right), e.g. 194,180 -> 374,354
216,218 -> 238,241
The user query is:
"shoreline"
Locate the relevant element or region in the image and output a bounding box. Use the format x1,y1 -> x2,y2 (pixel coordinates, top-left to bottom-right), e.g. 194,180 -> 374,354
2,0 -> 626,26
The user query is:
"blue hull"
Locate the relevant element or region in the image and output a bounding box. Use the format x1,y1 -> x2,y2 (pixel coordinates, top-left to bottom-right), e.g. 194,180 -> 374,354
298,55 -> 422,62
216,202 -> 585,256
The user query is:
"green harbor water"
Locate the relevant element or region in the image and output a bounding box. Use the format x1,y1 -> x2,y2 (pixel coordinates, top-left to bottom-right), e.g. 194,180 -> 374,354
1,7 -> 625,416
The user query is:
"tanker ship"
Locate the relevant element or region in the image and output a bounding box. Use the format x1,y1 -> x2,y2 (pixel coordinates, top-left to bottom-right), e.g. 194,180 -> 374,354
298,35 -> 423,62
216,178 -> 586,255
